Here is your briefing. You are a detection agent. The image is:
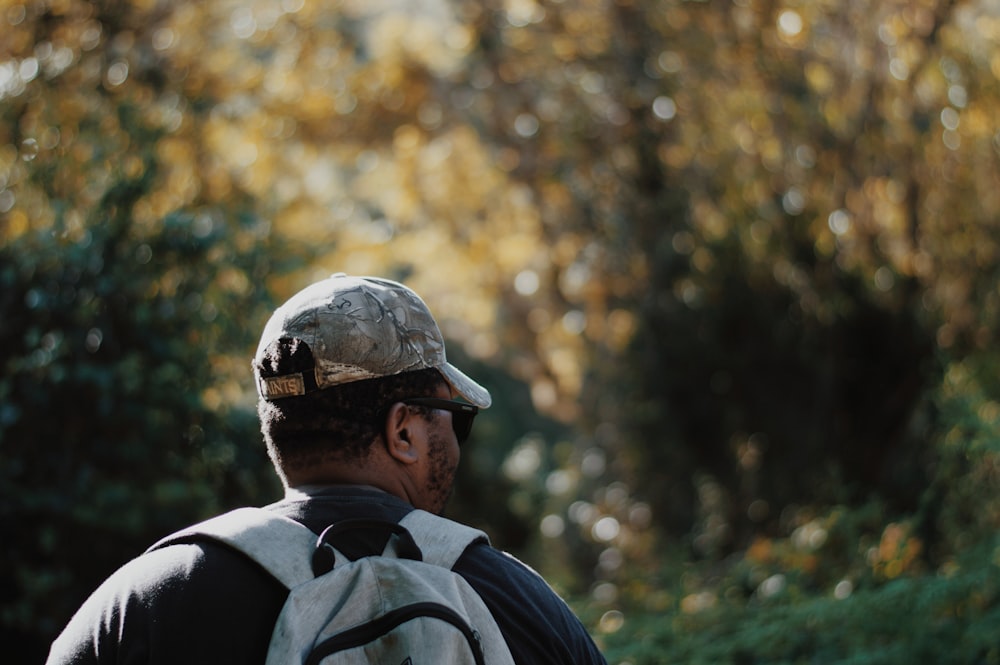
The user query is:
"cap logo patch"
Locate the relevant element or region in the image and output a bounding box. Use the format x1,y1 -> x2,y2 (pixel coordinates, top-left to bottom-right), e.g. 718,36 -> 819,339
260,374 -> 306,399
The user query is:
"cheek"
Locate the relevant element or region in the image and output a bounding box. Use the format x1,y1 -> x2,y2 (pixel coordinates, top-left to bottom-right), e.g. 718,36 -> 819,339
425,433 -> 459,496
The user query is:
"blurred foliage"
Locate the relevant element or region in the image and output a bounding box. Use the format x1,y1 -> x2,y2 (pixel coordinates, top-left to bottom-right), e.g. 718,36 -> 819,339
599,539 -> 1000,664
0,150 -> 286,652
2,0 -> 1000,662
595,358 -> 1000,663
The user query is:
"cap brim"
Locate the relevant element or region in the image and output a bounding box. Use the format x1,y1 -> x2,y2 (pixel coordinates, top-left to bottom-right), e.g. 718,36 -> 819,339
438,363 -> 492,408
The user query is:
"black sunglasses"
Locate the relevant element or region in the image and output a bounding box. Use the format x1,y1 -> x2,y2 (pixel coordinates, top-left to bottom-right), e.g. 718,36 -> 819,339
401,398 -> 479,444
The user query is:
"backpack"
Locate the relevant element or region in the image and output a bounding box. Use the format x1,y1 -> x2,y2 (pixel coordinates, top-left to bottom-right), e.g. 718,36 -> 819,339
148,507 -> 516,665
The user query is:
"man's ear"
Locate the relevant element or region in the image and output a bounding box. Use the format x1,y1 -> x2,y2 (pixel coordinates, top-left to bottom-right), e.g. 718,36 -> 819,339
383,402 -> 419,465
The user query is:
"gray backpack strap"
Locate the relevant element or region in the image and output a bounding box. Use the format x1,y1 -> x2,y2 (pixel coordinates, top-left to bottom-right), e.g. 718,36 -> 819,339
399,509 -> 490,569
150,508 -> 489,584
147,507 -> 317,589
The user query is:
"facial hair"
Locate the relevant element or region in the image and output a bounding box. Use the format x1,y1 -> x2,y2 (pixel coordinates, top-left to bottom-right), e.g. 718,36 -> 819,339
425,429 -> 459,515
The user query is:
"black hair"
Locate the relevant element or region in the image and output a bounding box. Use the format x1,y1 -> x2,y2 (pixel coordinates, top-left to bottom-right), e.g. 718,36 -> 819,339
255,337 -> 446,480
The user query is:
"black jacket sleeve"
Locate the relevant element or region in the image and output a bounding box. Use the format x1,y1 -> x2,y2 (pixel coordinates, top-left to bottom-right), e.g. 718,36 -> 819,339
45,542 -> 286,665
455,544 -> 608,665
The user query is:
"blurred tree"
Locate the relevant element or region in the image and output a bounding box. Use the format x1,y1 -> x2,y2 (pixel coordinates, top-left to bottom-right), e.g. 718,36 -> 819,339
0,172 -> 284,659
457,0 -> 999,549
0,3 -> 289,659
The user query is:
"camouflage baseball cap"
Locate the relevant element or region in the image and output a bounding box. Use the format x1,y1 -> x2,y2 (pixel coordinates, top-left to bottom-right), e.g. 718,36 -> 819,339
253,273 -> 491,408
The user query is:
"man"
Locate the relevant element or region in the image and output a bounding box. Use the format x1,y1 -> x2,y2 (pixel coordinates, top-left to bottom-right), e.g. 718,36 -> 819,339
47,273 -> 608,664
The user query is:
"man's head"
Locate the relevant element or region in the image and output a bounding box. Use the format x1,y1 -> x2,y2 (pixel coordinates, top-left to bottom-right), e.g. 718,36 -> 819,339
252,274 -> 490,512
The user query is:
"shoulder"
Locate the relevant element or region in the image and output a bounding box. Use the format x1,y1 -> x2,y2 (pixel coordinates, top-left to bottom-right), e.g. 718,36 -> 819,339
47,540 -> 285,665
454,543 -> 608,665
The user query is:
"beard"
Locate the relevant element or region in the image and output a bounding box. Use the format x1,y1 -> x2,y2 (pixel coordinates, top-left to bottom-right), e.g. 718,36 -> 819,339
424,429 -> 459,515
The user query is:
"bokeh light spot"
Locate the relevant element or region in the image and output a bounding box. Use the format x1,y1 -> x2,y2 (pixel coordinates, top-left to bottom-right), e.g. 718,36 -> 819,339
652,96 -> 677,121
592,516 -> 620,542
514,269 -> 540,296
540,514 -> 565,538
777,10 -> 803,37
598,610 -> 625,633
